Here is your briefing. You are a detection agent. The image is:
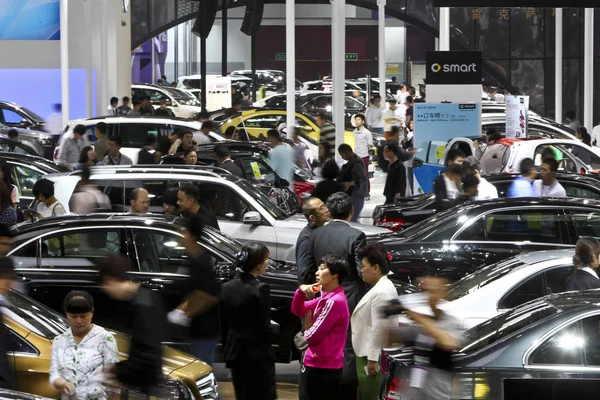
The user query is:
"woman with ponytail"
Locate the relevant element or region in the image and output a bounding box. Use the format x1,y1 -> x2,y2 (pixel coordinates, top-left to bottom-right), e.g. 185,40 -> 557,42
220,241 -> 277,399
566,237 -> 600,291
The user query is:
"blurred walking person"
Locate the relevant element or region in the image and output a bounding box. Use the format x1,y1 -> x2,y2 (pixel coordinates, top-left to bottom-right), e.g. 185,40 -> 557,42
292,255 -> 350,400
69,167 -> 111,214
507,158 -> 538,198
167,215 -> 221,366
0,257 -> 15,389
352,114 -> 373,199
50,291 -> 119,400
338,144 -> 368,222
267,129 -> 295,189
352,244 -> 397,399
98,255 -> 165,396
383,142 -> 407,204
311,160 -> 345,204
221,242 -> 277,400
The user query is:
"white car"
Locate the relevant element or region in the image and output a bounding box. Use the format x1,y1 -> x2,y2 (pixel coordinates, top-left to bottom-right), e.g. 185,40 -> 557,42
479,138 -> 600,174
54,116 -> 223,167
396,250 -> 576,330
131,84 -> 202,118
44,165 -> 390,262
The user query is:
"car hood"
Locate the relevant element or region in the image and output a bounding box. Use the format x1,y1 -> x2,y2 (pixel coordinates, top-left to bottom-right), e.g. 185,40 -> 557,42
111,331 -> 203,375
283,214 -> 390,237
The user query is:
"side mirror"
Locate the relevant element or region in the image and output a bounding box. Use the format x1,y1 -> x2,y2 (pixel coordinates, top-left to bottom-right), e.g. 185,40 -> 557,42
214,262 -> 237,280
242,211 -> 262,225
20,120 -> 31,128
303,125 -> 313,132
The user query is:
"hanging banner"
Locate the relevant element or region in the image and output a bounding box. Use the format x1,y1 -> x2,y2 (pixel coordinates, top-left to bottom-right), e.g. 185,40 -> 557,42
413,103 -> 480,194
206,76 -> 232,112
505,95 -> 529,138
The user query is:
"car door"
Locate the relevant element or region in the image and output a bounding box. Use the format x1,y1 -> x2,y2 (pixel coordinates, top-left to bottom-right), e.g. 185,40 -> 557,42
562,181 -> 600,200
452,208 -> 571,271
522,313 -> 600,396
127,227 -> 192,312
9,226 -> 129,330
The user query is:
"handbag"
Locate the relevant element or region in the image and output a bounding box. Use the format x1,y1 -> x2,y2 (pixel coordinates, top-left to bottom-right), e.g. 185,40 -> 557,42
293,331 -> 308,352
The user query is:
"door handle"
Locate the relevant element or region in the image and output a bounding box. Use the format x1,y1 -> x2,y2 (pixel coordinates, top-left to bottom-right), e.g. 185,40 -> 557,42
470,250 -> 491,258
140,280 -> 164,290
16,275 -> 30,283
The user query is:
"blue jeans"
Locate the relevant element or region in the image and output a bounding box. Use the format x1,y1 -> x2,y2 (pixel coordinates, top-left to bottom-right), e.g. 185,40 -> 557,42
351,196 -> 365,222
190,337 -> 218,366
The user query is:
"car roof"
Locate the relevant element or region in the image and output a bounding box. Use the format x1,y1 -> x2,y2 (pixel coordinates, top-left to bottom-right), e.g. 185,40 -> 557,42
543,289 -> 600,310
0,151 -> 63,166
483,172 -> 600,184
62,164 -> 240,179
69,115 -> 201,124
515,249 -> 575,265
451,196 -> 600,212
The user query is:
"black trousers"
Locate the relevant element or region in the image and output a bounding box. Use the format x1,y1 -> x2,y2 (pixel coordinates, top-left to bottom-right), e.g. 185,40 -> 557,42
230,361 -> 277,400
300,366 -> 343,400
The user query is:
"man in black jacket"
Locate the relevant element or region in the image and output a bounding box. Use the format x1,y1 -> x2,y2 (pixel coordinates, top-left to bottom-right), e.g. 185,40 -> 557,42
383,142 -> 407,204
296,197 -> 331,285
214,144 -> 244,178
307,192 -> 367,399
98,255 -> 165,395
177,184 -> 220,230
433,149 -> 465,212
0,257 -> 15,390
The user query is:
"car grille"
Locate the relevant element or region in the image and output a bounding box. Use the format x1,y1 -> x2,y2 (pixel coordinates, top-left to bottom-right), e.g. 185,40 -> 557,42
196,372 -> 218,399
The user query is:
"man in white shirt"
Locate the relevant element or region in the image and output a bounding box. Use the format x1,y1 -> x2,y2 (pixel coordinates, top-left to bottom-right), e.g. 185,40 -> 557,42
353,114 -> 374,199
395,84 -> 409,104
382,99 -> 405,132
107,97 -> 119,115
365,95 -> 385,136
534,158 -> 566,197
462,156 -> 499,200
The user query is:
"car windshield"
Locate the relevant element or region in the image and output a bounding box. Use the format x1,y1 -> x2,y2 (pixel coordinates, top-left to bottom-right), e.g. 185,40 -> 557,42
447,258 -> 526,301
235,179 -> 289,220
163,87 -> 196,101
460,300 -> 558,354
3,289 -> 69,339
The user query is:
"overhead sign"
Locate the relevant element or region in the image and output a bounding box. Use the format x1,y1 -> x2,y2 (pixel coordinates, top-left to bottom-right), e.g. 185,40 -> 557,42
275,53 -> 286,61
345,53 -> 359,61
433,0 -> 595,6
506,95 -> 530,139
426,51 -> 482,85
386,64 -> 400,74
413,103 -> 481,193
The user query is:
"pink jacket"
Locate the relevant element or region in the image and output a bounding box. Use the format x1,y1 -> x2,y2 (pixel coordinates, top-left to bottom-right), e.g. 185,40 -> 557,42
291,286 -> 349,369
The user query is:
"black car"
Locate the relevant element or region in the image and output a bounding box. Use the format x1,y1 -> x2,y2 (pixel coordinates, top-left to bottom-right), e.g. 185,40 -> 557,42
373,173 -> 600,232
0,101 -> 46,132
0,152 -> 68,207
9,214 -> 301,363
381,291 -> 600,400
380,197 -> 600,283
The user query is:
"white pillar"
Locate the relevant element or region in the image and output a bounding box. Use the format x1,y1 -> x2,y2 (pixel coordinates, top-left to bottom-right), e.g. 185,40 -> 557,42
332,0 -> 346,162
151,37 -> 156,84
439,7 -> 450,51
99,0 -> 108,114
378,0 -> 386,96
105,1 -> 132,104
84,0 -> 92,118
60,0 -> 70,127
555,8 -> 563,124
286,0 -> 296,135
584,8 -> 594,131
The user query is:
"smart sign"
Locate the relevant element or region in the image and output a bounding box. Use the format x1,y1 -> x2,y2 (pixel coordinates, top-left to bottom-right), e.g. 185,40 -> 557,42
426,51 -> 482,85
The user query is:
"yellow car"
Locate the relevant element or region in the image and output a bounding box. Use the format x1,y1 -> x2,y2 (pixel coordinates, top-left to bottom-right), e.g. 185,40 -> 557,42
219,109 -> 356,149
4,289 -> 217,399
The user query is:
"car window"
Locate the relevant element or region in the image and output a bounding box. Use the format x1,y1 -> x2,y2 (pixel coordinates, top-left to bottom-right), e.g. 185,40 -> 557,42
144,89 -> 166,105
499,272 -> 545,309
93,180 -> 125,211
484,209 -> 566,244
580,314 -> 600,366
492,180 -> 511,198
7,329 -> 38,354
295,117 -> 314,133
11,163 -> 44,199
564,183 -> 600,200
123,180 -> 169,213
529,321 -> 583,365
265,96 -> 287,108
533,144 -> 577,173
454,217 -> 485,241
570,210 -> 600,240
448,141 -> 473,158
544,265 -> 577,294
39,229 -> 122,267
1,109 -> 24,124
243,115 -> 281,130
86,123 -> 116,142
4,289 -> 69,339
344,97 -> 362,110
119,123 -> 172,148
237,158 -> 276,185
312,96 -> 331,109
0,142 -> 30,155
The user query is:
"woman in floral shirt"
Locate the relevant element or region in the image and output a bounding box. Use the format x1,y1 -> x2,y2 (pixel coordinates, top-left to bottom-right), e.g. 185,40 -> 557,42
50,291 -> 119,400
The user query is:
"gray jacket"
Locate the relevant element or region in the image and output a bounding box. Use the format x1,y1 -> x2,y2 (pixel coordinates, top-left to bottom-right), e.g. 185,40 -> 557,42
60,137 -> 89,169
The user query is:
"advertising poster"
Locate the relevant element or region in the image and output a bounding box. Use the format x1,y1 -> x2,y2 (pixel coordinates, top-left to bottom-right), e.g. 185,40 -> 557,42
505,95 -> 529,138
206,77 -> 232,112
413,103 -> 480,193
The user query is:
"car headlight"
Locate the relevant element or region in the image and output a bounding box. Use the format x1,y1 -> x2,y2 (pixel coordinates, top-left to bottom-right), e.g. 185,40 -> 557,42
196,372 -> 218,399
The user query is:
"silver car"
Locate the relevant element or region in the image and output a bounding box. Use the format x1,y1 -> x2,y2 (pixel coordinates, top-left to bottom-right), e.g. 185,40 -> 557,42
45,165 -> 390,261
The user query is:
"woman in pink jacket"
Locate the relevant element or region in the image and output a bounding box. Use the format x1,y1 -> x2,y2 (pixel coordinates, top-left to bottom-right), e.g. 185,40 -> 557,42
291,255 -> 350,400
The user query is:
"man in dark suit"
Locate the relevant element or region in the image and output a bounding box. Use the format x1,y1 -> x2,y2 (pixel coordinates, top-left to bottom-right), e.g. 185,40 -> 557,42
307,191 -> 367,399
177,184 -> 220,230
0,257 -> 15,390
214,144 -> 244,178
296,197 -> 331,285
